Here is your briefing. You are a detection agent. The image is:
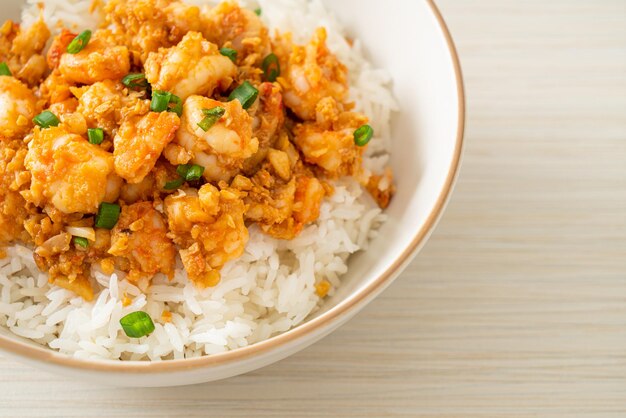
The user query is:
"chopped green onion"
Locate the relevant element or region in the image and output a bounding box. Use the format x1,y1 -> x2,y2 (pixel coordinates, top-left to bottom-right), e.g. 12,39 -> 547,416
0,62 -> 11,76
87,128 -> 104,145
254,7 -> 262,16
197,106 -> 225,131
164,177 -> 185,190
262,53 -> 280,82
353,124 -> 374,147
73,236 -> 89,248
122,73 -> 148,89
150,90 -> 171,113
175,164 -> 205,183
151,91 -> 182,116
120,311 -> 155,338
95,202 -> 121,229
219,48 -> 238,63
66,30 -> 92,54
176,164 -> 191,178
33,111 -> 60,129
228,81 -> 259,110
185,164 -> 205,181
168,94 -> 183,117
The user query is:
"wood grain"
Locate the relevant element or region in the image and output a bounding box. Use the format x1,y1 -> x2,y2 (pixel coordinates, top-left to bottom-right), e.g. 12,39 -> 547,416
1,0 -> 626,416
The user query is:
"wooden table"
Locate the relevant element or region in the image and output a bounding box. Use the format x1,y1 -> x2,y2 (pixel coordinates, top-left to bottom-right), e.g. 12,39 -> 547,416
2,1 -> 625,416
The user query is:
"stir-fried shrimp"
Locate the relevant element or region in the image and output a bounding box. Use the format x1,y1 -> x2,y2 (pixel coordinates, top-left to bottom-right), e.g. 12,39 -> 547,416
0,0 -> 393,300
120,174 -> 156,204
165,185 -> 248,287
24,126 -> 120,214
0,76 -> 38,138
104,0 -> 202,63
202,1 -> 270,63
109,202 -> 176,282
177,95 -> 258,182
144,32 -> 236,101
293,98 -> 368,177
59,31 -> 131,85
114,111 -> 180,184
278,28 -> 349,121
0,17 -> 51,86
72,80 -> 126,137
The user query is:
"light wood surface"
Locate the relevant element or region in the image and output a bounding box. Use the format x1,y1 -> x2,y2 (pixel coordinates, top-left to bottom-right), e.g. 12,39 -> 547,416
2,1 -> 626,416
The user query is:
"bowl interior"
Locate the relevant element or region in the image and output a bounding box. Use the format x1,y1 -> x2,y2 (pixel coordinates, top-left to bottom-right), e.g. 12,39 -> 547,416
313,0 -> 462,316
0,0 -> 462,376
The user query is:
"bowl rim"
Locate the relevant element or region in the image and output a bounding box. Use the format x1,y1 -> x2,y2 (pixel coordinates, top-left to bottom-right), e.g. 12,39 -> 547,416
0,0 -> 466,374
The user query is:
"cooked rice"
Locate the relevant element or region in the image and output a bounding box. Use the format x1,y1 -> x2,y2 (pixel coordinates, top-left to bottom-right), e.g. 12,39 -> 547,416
5,0 -> 397,361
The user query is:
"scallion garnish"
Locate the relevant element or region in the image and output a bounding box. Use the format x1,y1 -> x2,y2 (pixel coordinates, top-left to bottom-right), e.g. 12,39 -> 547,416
219,48 -> 238,63
164,177 -> 185,190
33,111 -> 60,129
228,81 -> 259,110
184,164 -> 204,181
254,7 -> 262,16
197,106 -> 225,131
353,124 -> 374,147
262,53 -> 280,82
87,128 -> 104,145
0,62 -> 11,76
176,164 -> 191,178
151,90 -> 182,116
73,236 -> 89,248
150,90 -> 170,113
66,30 -> 92,54
120,311 -> 155,338
95,202 -> 121,229
122,73 -> 148,89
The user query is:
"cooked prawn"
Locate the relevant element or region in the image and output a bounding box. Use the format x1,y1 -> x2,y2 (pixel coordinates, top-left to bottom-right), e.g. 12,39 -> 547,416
202,1 -> 271,63
176,95 -> 258,182
59,31 -> 131,85
109,201 -> 177,282
0,76 -> 38,139
114,111 -> 180,184
278,28 -> 349,121
24,126 -> 121,214
144,32 -> 236,101
165,184 -> 248,288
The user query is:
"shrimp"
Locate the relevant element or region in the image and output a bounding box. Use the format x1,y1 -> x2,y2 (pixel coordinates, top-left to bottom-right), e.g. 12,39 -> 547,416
0,76 -> 38,139
278,28 -> 349,121
59,30 -> 131,85
113,111 -> 180,184
176,95 -> 258,182
202,1 -> 271,62
144,32 -> 236,101
72,80 -> 126,137
40,70 -> 74,106
241,167 -> 326,240
24,126 -> 121,214
104,0 -> 202,63
108,202 -> 176,282
0,17 -> 51,86
164,184 -> 248,288
243,82 -> 285,173
47,29 -> 77,70
293,98 -> 368,177
242,169 -> 296,226
120,174 -> 156,204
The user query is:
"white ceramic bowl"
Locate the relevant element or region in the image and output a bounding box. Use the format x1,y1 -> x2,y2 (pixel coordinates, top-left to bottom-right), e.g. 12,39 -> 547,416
0,0 -> 464,386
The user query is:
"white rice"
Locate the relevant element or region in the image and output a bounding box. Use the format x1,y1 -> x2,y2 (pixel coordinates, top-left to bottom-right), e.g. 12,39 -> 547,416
8,0 -> 397,361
